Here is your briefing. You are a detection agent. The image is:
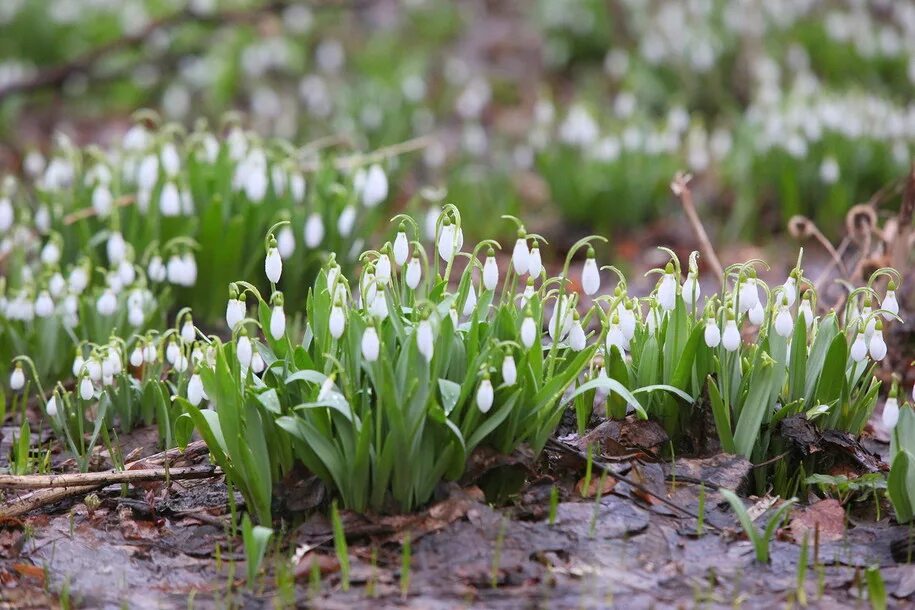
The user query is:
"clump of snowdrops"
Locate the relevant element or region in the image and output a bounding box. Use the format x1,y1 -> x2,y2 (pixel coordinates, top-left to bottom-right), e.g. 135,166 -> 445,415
885,376 -> 915,524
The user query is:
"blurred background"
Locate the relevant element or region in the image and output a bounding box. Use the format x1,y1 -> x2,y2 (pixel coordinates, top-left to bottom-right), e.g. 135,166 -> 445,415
1,0 -> 913,264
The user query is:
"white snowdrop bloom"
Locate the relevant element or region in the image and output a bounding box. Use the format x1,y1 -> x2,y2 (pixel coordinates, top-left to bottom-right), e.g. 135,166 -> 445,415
226,297 -> 245,329
35,205 -> 51,234
417,319 -> 435,362
704,318 -> 721,348
437,221 -> 457,262
369,290 -> 388,321
738,278 -> 759,313
722,319 -> 741,352
681,273 -> 700,306
748,301 -> 765,326
270,165 -> 286,196
92,184 -> 113,217
882,287 -> 899,320
606,323 -> 627,355
362,326 -> 380,362
129,305 -> 145,327
883,397 -> 900,429
462,283 -> 478,317
63,295 -> 79,318
159,181 -> 181,216
393,231 -> 409,266
548,297 -> 574,342
361,272 -> 377,307
166,340 -> 180,365
476,377 -> 494,413
520,315 -> 537,348
101,355 -> 115,379
326,264 -> 340,293
251,352 -> 265,374
799,298 -> 814,329
237,335 -> 253,369
129,347 -> 143,368
657,271 -> 677,311
40,241 -> 60,265
775,307 -> 794,338
782,277 -> 797,307
9,366 -> 24,391
35,291 -> 54,318
24,150 -> 46,178
850,332 -> 868,362
511,237 -> 529,275
46,395 -> 58,417
405,255 -> 422,289
483,255 -> 499,291
582,256 -> 600,296
161,142 -> 181,177
144,343 -> 157,364
290,172 -> 306,202
167,255 -> 183,285
123,124 -> 149,151
48,273 -> 65,297
72,355 -> 85,377
107,232 -> 127,265
118,259 -> 136,286
137,154 -> 159,192
502,355 -> 517,386
268,305 -> 286,340
276,226 -> 295,259
188,374 -> 206,406
147,256 -> 166,283
527,243 -> 543,277
375,253 -> 392,285
559,104 -> 599,147
619,303 -> 637,340
361,164 -> 388,207
245,166 -> 268,203
304,213 -> 324,248
819,157 -> 840,184
108,271 -> 125,294
265,247 -> 282,284
329,304 -> 345,339
424,207 -> 439,241
181,320 -> 195,343
96,290 -> 117,316
87,358 -> 102,382
0,197 -> 12,232
569,318 -> 586,352
869,328 -> 887,361
182,253 -> 198,286
79,376 -> 94,401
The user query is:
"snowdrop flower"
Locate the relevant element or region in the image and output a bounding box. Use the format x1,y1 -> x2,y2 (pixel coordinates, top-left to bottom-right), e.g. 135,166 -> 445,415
165,339 -> 180,365
129,346 -> 143,368
147,256 -> 166,283
799,294 -> 814,330
237,333 -> 253,369
417,317 -> 434,362
512,233 -> 529,275
40,240 -> 61,265
92,184 -> 113,217
850,329 -> 868,362
187,374 -> 206,406
502,353 -> 517,386
548,296 -> 574,341
108,233 -> 127,266
304,213 -> 324,248
161,142 -> 181,177
869,321 -> 887,361
79,376 -> 94,401
606,317 -> 627,355
0,197 -> 12,232
290,172 -> 306,203
774,300 -> 793,338
748,301 -> 765,326
226,294 -> 246,330
123,124 -> 149,151
129,303 -> 144,327
619,301 -> 637,340
527,241 -> 542,278
86,358 -> 102,382
361,164 -> 388,207
326,263 -> 340,292
369,288 -> 388,321
329,301 -> 345,339
704,317 -> 721,348
882,282 -> 899,320
681,272 -> 700,307
518,277 -> 535,308
782,274 -> 797,307
97,290 -> 117,316
277,226 -> 295,259
657,264 -> 677,311
521,312 -> 536,348
245,165 -> 268,203
251,352 -> 265,374
393,227 -> 409,266
646,306 -> 660,336
437,217 -> 457,262
338,205 -> 356,237
271,303 -> 286,340
35,291 -> 54,318
158,181 -> 180,216
181,253 -> 198,286
72,355 -> 85,377
476,375 -> 494,413
483,250 -> 499,291
137,154 -> 159,192
405,254 -> 422,289
375,251 -> 392,285
46,395 -> 58,417
883,396 -> 900,429
738,274 -> 759,314
181,318 -> 196,343
362,326 -> 380,362
582,249 -> 600,296
462,283 -> 478,317
9,365 -> 24,391
569,313 -> 586,352
143,342 -> 157,364
118,259 -> 136,286
722,317 -> 740,352
265,243 -> 282,284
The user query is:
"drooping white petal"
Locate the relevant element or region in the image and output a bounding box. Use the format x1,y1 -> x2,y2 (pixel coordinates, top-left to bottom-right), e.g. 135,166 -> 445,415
704,319 -> 721,348
393,231 -> 409,266
502,355 -> 517,386
483,256 -> 499,291
582,258 -> 600,296
512,238 -> 529,275
362,327 -> 380,362
476,378 -> 494,413
271,305 -> 286,340
883,397 -> 900,429
265,247 -> 282,284
722,320 -> 740,352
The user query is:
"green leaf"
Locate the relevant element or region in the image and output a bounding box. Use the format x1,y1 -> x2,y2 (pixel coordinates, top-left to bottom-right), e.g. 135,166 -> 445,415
241,513 -> 273,586
562,376 -> 646,420
438,378 -> 461,416
888,450 -> 915,524
175,412 -> 195,450
733,359 -> 777,459
632,384 -> 694,403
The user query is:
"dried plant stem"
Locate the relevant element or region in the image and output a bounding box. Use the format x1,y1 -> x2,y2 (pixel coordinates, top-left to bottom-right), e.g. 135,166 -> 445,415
63,195 -> 135,226
0,465 -> 219,490
671,172 -> 724,282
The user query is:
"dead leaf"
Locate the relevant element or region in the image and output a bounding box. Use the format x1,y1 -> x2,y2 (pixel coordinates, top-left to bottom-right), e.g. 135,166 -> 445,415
293,552 -> 339,580
789,499 -> 846,543
575,475 -> 616,498
12,563 -> 46,583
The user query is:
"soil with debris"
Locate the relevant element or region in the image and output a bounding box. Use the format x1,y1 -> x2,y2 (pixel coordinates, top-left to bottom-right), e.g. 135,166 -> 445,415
2,419 -> 914,610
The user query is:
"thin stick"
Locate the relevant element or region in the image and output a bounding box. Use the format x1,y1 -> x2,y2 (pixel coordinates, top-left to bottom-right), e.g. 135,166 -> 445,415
546,438 -> 722,532
0,465 -> 219,490
324,135 -> 433,172
63,195 -> 134,225
671,172 -> 724,282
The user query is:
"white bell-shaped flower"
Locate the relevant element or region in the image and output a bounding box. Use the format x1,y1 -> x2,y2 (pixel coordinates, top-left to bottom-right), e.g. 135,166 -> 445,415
393,231 -> 409,266
799,297 -> 814,330
657,268 -> 677,311
46,395 -> 58,417
548,296 -> 574,341
161,142 -> 181,176
79,376 -> 94,401
226,297 -> 245,330
569,316 -> 586,352
338,205 -> 356,237
883,396 -> 900,429
850,332 -> 868,362
748,301 -> 764,326
143,343 -> 157,364
107,232 -> 127,265
406,255 -> 422,289
9,365 -> 24,391
329,304 -> 346,339
619,302 -> 636,340
704,318 -> 721,348
417,318 -> 434,362
502,354 -> 517,386
265,246 -> 282,284
462,283 -> 478,317
362,326 -> 380,362
181,320 -> 195,344
129,347 -> 143,368
882,284 -> 899,320
476,376 -> 494,413
483,254 -> 499,291
512,237 -> 529,275
722,319 -> 740,352
527,242 -> 543,278
681,273 -> 700,307
72,355 -> 85,378
520,315 -> 536,348
304,213 -> 324,248
277,226 -> 295,259
35,291 -> 54,318
375,252 -> 392,285
237,334 -> 253,369
774,306 -> 793,338
290,172 -> 306,203
361,164 -> 388,208
738,277 -> 760,313
869,325 -> 887,361
251,352 -> 265,374
97,290 -> 117,316
582,255 -> 600,296
437,220 -> 457,262
160,181 -> 181,216
138,154 -> 158,191
782,276 -> 797,307
606,322 -> 627,355
271,305 -> 286,340
188,374 -> 206,406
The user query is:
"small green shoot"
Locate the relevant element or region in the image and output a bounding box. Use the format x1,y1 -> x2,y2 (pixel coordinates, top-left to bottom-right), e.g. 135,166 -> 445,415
720,489 -> 796,563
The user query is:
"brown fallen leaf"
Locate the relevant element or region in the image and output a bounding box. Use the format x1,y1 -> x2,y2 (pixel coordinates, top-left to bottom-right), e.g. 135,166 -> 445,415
575,474 -> 616,498
293,552 -> 340,581
789,498 -> 846,543
12,563 -> 46,583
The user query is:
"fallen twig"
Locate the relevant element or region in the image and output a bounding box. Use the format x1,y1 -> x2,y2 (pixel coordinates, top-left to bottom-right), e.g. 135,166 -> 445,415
671,172 -> 724,282
0,465 -> 220,490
